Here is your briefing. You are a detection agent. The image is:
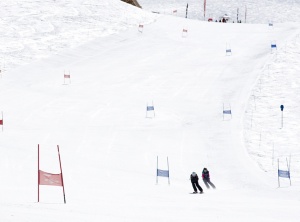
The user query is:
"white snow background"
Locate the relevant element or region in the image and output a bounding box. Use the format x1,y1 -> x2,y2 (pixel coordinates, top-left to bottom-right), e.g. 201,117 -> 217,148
0,0 -> 300,221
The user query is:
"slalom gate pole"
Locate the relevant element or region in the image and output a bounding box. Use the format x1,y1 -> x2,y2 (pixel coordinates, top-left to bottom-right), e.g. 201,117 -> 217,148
57,145 -> 66,204
152,101 -> 155,117
286,157 -> 291,186
156,156 -> 158,184
289,154 -> 292,185
278,159 -> 280,187
38,144 -> 40,202
222,104 -> 224,120
167,157 -> 170,185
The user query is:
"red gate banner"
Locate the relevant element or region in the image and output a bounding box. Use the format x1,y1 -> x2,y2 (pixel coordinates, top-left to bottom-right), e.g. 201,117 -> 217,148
39,170 -> 63,186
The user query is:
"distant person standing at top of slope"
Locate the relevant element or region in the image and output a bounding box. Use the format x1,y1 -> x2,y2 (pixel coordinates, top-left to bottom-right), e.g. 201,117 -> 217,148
190,172 -> 203,194
202,168 -> 216,189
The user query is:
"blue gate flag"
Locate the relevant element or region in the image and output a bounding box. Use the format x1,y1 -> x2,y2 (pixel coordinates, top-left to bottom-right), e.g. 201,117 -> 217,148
157,169 -> 169,177
223,110 -> 232,114
278,170 -> 290,178
271,44 -> 277,48
147,106 -> 154,111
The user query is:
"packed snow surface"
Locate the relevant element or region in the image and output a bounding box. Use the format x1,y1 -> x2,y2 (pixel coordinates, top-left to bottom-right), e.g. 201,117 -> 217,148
0,0 -> 300,221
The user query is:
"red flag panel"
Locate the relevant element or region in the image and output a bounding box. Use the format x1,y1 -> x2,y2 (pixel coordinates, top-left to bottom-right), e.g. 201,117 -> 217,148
39,170 -> 63,186
64,74 -> 70,78
0,120 -> 2,125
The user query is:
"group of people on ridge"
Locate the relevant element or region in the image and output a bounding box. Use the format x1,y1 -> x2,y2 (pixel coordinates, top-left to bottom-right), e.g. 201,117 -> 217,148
190,168 -> 216,194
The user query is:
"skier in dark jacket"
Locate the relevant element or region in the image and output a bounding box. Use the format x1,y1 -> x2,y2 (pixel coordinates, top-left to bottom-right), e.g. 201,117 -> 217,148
202,168 -> 216,189
190,172 -> 203,193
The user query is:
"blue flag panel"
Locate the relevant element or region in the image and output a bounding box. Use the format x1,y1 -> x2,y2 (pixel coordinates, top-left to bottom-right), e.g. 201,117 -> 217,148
278,170 -> 290,178
147,106 -> 154,111
271,44 -> 277,48
157,169 -> 169,177
223,110 -> 232,114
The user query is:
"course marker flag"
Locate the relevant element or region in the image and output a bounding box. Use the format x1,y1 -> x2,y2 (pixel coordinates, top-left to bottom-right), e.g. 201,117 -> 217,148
156,156 -> 170,185
278,158 -> 291,187
38,144 -> 66,203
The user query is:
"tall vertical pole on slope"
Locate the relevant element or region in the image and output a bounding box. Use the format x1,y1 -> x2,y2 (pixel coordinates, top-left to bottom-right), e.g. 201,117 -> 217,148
185,3 -> 188,19
286,157 -> 291,186
277,159 -> 280,187
204,0 -> 206,21
167,157 -> 170,185
1,111 -> 3,132
57,145 -> 66,204
245,5 -> 247,23
38,144 -> 40,202
156,156 -> 158,184
280,105 -> 284,128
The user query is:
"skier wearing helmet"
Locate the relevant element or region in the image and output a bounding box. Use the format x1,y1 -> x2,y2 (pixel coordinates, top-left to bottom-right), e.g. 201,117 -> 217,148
202,168 -> 216,189
190,172 -> 203,194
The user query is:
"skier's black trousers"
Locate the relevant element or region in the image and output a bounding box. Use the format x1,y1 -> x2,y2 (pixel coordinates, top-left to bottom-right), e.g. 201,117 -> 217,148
203,179 -> 216,189
191,181 -> 203,192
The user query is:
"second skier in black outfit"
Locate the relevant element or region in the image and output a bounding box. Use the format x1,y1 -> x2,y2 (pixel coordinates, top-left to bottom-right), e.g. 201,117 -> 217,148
202,168 -> 216,189
190,172 -> 203,193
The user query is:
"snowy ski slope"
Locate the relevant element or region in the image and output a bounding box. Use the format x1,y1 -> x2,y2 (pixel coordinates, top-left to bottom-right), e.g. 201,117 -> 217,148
0,0 -> 300,221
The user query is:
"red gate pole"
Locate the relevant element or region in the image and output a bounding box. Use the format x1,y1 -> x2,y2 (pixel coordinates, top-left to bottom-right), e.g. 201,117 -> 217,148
38,144 -> 40,202
57,145 -> 66,204
1,111 -> 3,131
